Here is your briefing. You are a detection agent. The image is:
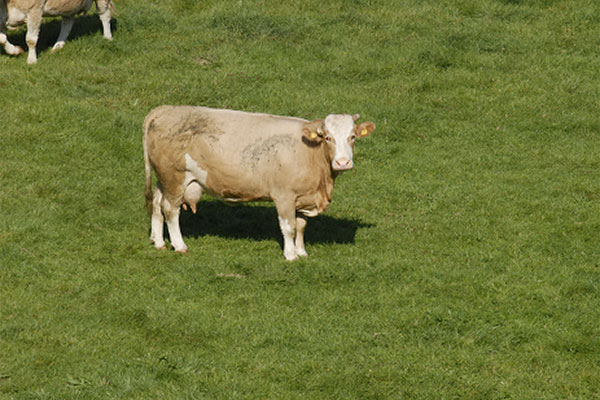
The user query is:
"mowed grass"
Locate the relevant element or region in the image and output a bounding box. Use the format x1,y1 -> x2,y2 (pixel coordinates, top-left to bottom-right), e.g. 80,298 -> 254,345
1,0 -> 600,398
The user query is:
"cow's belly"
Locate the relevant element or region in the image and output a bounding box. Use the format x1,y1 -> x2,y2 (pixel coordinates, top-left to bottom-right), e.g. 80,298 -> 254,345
43,0 -> 92,16
185,153 -> 270,203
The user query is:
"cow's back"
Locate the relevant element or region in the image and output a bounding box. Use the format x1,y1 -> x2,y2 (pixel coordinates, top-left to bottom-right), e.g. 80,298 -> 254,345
6,0 -> 92,18
145,105 -> 307,163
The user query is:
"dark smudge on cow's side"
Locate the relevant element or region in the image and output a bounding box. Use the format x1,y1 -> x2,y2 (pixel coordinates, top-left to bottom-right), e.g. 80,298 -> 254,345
175,111 -> 223,139
242,134 -> 295,169
163,111 -> 224,154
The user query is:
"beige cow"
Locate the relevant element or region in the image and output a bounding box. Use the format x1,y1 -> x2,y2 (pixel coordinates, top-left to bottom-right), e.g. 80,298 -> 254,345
0,0 -> 112,64
143,106 -> 375,260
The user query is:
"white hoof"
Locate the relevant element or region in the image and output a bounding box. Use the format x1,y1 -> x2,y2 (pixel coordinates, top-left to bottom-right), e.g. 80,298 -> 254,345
6,45 -> 24,56
51,42 -> 65,53
297,248 -> 308,257
174,247 -> 189,254
151,238 -> 166,250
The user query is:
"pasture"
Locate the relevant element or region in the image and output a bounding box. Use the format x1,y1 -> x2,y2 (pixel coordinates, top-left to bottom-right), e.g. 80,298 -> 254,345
1,0 -> 599,398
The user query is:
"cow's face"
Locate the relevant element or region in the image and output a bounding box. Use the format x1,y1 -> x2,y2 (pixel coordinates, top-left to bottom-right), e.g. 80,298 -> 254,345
304,114 -> 375,171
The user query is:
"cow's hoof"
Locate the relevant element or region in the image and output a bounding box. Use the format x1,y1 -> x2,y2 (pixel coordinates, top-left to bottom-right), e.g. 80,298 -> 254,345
284,253 -> 298,261
175,248 -> 189,255
151,241 -> 167,250
51,42 -> 65,53
6,46 -> 24,56
297,250 -> 308,257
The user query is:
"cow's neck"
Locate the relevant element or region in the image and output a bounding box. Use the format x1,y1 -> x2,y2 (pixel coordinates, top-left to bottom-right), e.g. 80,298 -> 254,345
318,144 -> 337,203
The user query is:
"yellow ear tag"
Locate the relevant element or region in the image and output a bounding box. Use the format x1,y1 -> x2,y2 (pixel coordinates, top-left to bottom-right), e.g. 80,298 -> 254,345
360,128 -> 368,136
311,132 -> 318,139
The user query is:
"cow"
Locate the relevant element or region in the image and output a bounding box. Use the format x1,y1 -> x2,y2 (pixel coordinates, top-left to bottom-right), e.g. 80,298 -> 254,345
0,0 -> 113,64
143,106 -> 375,261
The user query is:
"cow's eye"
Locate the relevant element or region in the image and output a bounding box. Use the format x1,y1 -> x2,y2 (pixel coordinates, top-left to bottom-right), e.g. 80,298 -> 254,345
325,136 -> 334,143
350,135 -> 356,142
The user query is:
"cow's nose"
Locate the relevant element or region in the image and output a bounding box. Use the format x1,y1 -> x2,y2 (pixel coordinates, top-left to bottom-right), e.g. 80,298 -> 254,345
333,158 -> 354,171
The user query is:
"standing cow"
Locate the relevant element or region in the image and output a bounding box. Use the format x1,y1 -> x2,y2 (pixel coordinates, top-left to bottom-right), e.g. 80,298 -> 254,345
0,0 -> 113,64
143,106 -> 375,261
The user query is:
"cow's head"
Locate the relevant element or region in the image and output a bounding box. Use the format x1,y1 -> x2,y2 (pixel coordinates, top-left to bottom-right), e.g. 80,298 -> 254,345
303,114 -> 375,171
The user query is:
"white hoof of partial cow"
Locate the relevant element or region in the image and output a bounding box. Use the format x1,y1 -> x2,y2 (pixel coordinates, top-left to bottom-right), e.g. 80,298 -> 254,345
3,43 -> 23,56
284,251 -> 298,261
297,249 -> 308,257
8,46 -> 24,56
27,55 -> 37,64
175,248 -> 189,255
151,238 -> 166,250
51,42 -> 65,53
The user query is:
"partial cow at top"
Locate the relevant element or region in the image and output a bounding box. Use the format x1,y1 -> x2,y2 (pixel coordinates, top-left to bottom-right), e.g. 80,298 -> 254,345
0,0 -> 113,64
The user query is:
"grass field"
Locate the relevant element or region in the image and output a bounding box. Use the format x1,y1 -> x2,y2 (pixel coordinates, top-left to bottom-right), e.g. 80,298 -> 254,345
1,0 -> 600,398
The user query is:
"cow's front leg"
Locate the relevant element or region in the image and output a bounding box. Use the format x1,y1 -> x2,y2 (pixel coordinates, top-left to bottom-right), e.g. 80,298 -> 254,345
295,215 -> 308,257
278,216 -> 297,261
51,16 -> 74,53
25,8 -> 42,64
96,0 -> 113,40
275,200 -> 298,261
150,187 -> 166,249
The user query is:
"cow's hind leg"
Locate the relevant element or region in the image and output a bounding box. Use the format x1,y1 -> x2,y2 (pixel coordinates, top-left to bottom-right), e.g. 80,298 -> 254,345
150,187 -> 166,249
0,29 -> 22,56
25,8 -> 42,64
51,16 -> 74,52
0,2 -> 23,56
163,198 -> 187,254
0,17 -> 23,56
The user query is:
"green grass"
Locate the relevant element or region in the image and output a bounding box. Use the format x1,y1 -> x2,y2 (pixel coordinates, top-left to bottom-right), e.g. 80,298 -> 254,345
1,0 -> 600,398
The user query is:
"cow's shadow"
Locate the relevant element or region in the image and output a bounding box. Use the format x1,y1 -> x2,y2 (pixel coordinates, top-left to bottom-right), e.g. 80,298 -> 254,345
179,201 -> 374,246
5,15 -> 117,57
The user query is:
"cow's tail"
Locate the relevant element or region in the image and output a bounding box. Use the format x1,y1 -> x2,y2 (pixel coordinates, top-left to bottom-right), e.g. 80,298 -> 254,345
143,113 -> 154,216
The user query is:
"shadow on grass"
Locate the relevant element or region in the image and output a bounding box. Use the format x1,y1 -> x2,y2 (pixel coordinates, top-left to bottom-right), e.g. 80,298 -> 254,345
5,15 -> 117,57
179,201 -> 374,246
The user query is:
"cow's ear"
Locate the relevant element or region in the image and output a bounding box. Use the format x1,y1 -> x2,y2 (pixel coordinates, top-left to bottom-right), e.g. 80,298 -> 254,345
303,119 -> 324,143
355,121 -> 375,139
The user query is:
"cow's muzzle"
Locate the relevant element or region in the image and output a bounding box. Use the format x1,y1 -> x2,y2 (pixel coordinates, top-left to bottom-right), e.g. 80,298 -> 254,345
333,158 -> 354,171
